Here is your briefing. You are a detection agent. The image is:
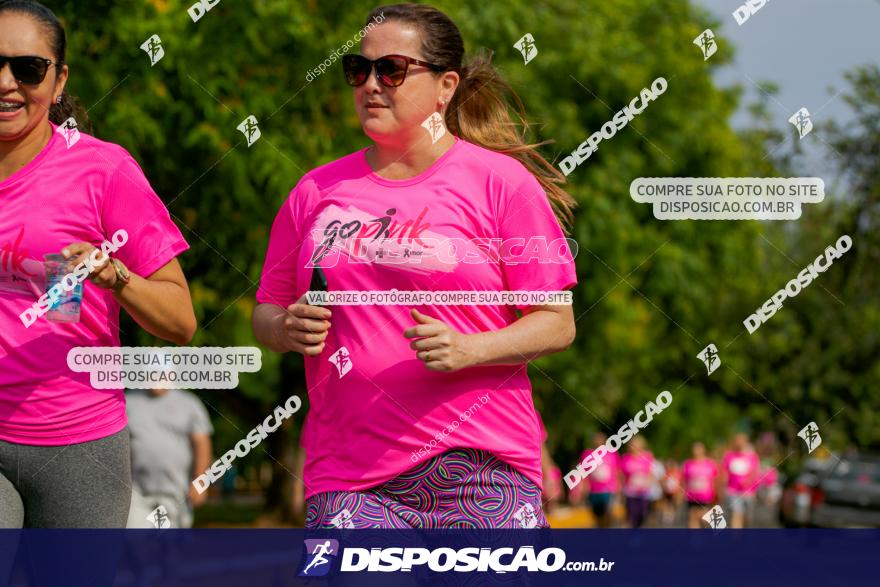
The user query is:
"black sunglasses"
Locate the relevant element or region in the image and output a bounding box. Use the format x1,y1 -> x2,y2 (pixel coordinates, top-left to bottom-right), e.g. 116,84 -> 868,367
342,54 -> 443,88
0,55 -> 54,85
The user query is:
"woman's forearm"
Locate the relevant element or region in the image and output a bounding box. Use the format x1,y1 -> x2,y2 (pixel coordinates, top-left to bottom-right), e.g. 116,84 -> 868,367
464,307 -> 575,368
112,274 -> 196,345
252,303 -> 289,352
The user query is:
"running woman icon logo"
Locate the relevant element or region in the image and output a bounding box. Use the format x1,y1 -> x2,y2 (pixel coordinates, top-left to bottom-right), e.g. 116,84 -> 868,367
56,117 -> 80,149
237,115 -> 261,147
329,346 -> 352,378
140,34 -> 164,66
702,505 -> 727,529
513,33 -> 538,65
697,343 -> 720,375
693,29 -> 717,60
798,422 -> 822,453
147,505 -> 171,529
514,503 -> 539,528
330,508 -> 355,529
789,107 -> 813,139
299,539 -> 339,577
421,112 -> 446,144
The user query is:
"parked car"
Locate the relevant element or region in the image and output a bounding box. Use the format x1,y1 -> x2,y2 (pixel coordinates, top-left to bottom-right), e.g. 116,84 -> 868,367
811,454 -> 880,528
779,457 -> 835,527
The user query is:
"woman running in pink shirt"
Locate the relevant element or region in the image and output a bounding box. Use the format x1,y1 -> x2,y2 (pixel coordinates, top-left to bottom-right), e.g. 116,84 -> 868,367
0,0 -> 195,528
721,433 -> 761,528
621,437 -> 656,528
582,432 -> 620,528
253,3 -> 577,529
682,442 -> 720,528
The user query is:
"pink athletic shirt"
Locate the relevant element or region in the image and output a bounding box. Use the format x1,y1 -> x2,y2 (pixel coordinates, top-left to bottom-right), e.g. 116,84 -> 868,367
760,463 -> 779,487
0,123 -> 189,444
256,137 -> 577,498
621,452 -> 655,497
723,450 -> 761,494
682,458 -> 719,502
582,448 -> 620,494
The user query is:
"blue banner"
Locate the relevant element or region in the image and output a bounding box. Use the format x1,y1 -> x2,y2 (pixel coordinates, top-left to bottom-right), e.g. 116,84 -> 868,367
1,529 -> 878,586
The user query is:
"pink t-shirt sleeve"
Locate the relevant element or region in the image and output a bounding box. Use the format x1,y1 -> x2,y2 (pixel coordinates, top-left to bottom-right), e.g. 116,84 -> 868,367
256,190 -> 303,308
101,154 -> 188,277
497,173 -> 577,311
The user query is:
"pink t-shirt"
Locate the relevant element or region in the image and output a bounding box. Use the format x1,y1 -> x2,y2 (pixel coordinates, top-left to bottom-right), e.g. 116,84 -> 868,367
621,452 -> 655,497
0,124 -> 188,444
723,450 -> 761,494
582,449 -> 620,494
682,458 -> 719,502
760,463 -> 778,487
256,137 -> 577,498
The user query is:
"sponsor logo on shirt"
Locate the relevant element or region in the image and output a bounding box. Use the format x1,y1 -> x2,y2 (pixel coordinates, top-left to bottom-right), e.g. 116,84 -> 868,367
306,204 -> 577,272
728,456 -> 752,476
0,227 -> 36,276
0,227 -> 43,295
309,204 -> 449,273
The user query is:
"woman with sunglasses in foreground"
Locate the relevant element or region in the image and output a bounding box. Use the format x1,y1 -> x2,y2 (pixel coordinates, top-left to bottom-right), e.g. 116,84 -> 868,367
253,2 -> 578,529
0,0 -> 196,528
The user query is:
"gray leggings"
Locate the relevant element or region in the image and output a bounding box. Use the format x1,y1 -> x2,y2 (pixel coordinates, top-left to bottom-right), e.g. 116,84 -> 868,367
0,428 -> 132,528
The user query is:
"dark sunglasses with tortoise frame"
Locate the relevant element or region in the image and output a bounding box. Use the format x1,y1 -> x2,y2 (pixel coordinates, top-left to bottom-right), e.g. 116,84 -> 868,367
342,54 -> 445,88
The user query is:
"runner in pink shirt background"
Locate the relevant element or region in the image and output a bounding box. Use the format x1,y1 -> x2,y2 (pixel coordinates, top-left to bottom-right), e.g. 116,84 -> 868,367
682,441 -> 720,528
0,1 -> 195,528
722,433 -> 761,528
252,3 -> 577,529
542,444 -> 564,516
657,458 -> 681,526
582,432 -> 620,528
621,436 -> 657,528
756,431 -> 782,509
539,416 -> 564,516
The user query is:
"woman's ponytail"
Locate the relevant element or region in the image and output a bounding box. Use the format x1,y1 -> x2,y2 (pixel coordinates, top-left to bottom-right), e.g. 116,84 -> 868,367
446,51 -> 576,231
49,90 -> 90,132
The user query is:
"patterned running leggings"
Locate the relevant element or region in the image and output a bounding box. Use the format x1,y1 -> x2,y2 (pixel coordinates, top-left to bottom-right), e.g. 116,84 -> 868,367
305,448 -> 549,529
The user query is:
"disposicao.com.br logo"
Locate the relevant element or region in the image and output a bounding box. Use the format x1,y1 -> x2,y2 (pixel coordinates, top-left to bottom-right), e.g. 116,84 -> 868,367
297,539 -> 614,575
299,539 -> 340,577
